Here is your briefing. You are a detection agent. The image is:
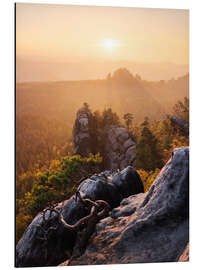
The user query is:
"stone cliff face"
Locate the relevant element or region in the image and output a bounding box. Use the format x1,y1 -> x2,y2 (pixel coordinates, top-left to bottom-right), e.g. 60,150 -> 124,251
169,116 -> 189,136
16,167 -> 144,267
16,147 -> 189,267
104,125 -> 136,170
73,107 -> 92,157
73,107 -> 136,170
66,147 -> 189,265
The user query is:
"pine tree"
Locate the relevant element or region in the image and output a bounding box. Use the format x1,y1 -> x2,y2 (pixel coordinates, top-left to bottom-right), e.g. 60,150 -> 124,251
123,113 -> 134,130
136,118 -> 163,171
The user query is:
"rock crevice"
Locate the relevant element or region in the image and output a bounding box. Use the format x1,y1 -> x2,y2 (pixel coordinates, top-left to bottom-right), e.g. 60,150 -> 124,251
16,147 -> 189,267
16,167 -> 144,267
103,125 -> 136,170
68,147 -> 189,265
73,107 -> 136,170
73,107 -> 93,157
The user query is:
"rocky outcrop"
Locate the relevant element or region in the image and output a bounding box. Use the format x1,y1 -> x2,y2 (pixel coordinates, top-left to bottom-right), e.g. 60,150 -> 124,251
169,116 -> 189,136
16,147 -> 189,267
73,108 -> 136,170
67,147 -> 189,265
73,107 -> 92,157
103,125 -> 136,170
16,167 -> 144,267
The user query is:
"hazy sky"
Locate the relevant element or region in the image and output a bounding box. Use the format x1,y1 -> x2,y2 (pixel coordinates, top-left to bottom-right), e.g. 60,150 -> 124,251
16,3 -> 189,81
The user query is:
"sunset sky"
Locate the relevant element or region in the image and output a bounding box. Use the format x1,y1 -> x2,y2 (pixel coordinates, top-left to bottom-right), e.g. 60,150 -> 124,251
16,3 -> 189,82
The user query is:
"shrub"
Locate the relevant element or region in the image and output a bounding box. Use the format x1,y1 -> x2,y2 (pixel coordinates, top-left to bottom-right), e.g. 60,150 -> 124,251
16,153 -> 102,242
137,168 -> 160,192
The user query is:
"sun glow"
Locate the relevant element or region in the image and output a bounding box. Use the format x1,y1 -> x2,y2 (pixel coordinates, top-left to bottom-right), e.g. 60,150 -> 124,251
102,39 -> 119,50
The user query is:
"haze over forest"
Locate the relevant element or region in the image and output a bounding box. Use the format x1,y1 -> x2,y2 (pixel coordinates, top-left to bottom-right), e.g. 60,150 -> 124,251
15,3 -> 189,248
16,59 -> 188,82
16,3 -> 189,168
16,68 -> 189,124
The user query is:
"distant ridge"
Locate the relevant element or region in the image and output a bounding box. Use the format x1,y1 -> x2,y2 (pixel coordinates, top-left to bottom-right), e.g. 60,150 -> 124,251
16,68 -> 189,123
16,58 -> 189,83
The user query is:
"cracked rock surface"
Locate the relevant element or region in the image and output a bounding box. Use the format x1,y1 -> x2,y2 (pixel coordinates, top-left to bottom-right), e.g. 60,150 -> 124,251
104,125 -> 136,170
73,108 -> 92,157
73,107 -> 136,170
16,147 -> 189,267
16,167 -> 143,267
68,147 -> 189,265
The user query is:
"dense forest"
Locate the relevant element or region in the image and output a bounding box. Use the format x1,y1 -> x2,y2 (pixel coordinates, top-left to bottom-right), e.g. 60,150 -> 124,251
16,69 -> 189,243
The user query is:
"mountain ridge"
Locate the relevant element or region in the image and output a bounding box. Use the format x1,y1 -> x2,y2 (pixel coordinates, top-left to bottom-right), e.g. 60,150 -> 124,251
16,69 -> 189,123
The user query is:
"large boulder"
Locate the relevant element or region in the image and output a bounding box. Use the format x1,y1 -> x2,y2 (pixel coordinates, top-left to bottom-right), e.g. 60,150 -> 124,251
73,107 -> 92,157
68,147 -> 189,265
104,125 -> 136,170
16,167 -> 144,267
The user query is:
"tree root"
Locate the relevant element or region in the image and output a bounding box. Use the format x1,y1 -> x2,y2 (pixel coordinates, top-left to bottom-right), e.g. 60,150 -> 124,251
36,191 -> 110,264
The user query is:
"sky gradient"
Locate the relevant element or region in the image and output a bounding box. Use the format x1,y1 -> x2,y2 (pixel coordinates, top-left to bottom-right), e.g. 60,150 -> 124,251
16,3 -> 189,81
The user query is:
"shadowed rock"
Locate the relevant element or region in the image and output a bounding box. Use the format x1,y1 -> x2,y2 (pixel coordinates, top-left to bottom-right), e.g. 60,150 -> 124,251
73,107 -> 92,157
16,167 -> 143,267
169,116 -> 189,136
68,147 -> 189,265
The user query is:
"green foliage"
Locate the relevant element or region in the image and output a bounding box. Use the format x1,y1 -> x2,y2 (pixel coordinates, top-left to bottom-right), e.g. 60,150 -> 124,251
28,154 -> 102,217
16,153 -> 102,242
102,108 -> 120,127
173,97 -> 189,122
16,114 -> 74,174
88,106 -> 121,157
123,113 -> 134,130
136,119 -> 164,171
16,172 -> 37,200
141,117 -> 150,128
16,98 -> 189,243
133,98 -> 189,170
88,110 -> 102,154
137,169 -> 160,192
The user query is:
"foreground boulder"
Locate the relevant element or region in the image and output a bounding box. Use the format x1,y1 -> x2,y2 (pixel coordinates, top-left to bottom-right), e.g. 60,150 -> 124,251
68,147 -> 189,265
16,167 -> 144,267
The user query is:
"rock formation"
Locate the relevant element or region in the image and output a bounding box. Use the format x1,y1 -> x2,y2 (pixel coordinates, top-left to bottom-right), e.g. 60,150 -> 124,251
16,147 -> 189,267
16,167 -> 144,267
103,125 -> 136,170
73,107 -> 92,157
169,116 -> 189,136
66,147 -> 189,265
73,107 -> 136,170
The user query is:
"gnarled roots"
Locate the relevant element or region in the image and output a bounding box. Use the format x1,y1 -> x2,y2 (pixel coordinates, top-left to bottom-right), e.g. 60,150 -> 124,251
36,191 -> 110,264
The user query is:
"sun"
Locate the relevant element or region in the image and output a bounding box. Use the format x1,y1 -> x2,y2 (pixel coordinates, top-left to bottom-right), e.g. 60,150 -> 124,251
102,39 -> 119,50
